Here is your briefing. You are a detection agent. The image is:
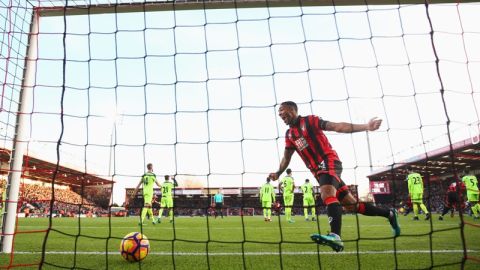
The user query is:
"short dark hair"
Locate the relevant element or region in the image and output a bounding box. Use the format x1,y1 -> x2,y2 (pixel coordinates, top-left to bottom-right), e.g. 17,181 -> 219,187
147,163 -> 152,170
286,168 -> 292,174
164,175 -> 170,180
266,177 -> 271,182
281,101 -> 298,112
305,179 -> 309,182
464,168 -> 470,174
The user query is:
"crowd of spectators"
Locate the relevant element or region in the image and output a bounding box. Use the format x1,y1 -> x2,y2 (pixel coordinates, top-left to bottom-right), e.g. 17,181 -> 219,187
19,183 -> 107,217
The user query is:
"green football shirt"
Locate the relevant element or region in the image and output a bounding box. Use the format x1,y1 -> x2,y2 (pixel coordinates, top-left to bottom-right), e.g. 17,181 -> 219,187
462,175 -> 479,194
161,181 -> 174,198
407,173 -> 424,194
301,182 -> 314,198
141,172 -> 156,196
260,183 -> 275,202
280,176 -> 294,195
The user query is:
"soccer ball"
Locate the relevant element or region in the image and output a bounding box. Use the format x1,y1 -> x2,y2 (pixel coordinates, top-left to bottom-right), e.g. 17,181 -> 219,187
120,232 -> 150,262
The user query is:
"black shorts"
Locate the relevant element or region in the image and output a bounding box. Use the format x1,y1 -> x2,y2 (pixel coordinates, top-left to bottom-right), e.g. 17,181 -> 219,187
315,160 -> 349,201
445,191 -> 460,207
215,203 -> 223,209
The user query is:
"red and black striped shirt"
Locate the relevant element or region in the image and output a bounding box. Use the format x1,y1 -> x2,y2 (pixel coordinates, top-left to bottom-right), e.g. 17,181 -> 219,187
285,115 -> 340,175
447,182 -> 465,192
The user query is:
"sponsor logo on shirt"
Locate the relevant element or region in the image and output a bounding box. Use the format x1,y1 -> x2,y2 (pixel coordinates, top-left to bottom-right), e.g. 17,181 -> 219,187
294,137 -> 308,151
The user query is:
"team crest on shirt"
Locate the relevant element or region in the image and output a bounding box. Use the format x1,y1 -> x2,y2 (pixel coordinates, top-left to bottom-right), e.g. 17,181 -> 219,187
294,137 -> 308,151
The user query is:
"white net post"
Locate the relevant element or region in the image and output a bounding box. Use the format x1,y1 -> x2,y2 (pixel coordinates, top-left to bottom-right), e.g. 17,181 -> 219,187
1,10 -> 37,253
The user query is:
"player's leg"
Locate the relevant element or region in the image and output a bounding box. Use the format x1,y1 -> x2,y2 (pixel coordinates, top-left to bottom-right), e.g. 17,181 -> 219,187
403,204 -> 412,216
263,201 -> 271,221
412,201 -> 420,220
419,200 -> 430,220
471,202 -> 479,219
158,197 -> 165,222
440,193 -> 453,220
310,179 -> 343,251
146,198 -> 155,223
468,193 -> 479,219
285,194 -> 295,223
284,195 -> 292,222
439,200 -> 451,221
341,191 -> 400,237
439,206 -> 450,220
141,195 -> 153,225
303,198 -> 309,221
147,208 -> 155,224
262,201 -> 268,220
168,207 -> 173,222
474,203 -> 480,219
310,198 -> 317,221
283,195 -> 289,221
158,208 -> 164,221
140,206 -> 148,224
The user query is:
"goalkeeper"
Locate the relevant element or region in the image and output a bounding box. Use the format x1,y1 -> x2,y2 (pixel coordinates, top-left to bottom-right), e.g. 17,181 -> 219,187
260,178 -> 276,222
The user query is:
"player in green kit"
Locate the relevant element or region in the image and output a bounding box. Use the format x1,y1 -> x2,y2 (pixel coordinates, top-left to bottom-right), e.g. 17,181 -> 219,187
132,163 -> 162,225
279,168 -> 295,223
260,178 -> 276,222
407,167 -> 430,220
301,179 -> 316,221
157,175 -> 177,223
462,168 -> 479,220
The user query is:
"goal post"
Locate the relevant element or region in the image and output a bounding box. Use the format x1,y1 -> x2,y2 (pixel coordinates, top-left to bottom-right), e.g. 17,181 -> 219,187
1,10 -> 37,253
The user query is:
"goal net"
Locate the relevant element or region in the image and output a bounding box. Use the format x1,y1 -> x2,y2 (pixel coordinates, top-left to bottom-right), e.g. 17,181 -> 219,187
0,0 -> 479,269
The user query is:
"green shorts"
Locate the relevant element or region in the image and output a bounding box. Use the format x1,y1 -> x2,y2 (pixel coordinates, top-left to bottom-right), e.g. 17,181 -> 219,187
161,197 -> 174,208
410,193 -> 423,203
467,192 -> 479,203
283,194 -> 294,207
262,201 -> 272,208
303,196 -> 315,207
143,194 -> 153,205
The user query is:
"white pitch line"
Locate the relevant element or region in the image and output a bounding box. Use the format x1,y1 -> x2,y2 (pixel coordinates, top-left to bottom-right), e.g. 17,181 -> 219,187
17,223 -> 462,230
11,250 -> 477,256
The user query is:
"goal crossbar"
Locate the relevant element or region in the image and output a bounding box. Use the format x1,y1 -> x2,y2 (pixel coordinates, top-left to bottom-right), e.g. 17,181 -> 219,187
36,0 -> 480,17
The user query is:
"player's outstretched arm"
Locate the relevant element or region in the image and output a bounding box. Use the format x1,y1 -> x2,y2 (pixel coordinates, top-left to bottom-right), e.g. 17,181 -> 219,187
324,117 -> 382,133
269,148 -> 295,180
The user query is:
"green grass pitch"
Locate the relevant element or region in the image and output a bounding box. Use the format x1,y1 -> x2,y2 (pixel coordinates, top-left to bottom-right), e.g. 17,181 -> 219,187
1,214 -> 479,269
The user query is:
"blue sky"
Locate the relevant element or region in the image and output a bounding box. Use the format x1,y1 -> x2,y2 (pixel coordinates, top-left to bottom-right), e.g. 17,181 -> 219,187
2,2 -> 479,204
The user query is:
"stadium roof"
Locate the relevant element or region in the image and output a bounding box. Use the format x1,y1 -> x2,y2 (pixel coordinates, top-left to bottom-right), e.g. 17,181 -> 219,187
0,148 -> 113,187
367,135 -> 480,182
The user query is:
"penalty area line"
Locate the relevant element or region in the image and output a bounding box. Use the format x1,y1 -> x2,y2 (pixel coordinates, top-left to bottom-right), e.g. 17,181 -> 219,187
11,250 -> 477,256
